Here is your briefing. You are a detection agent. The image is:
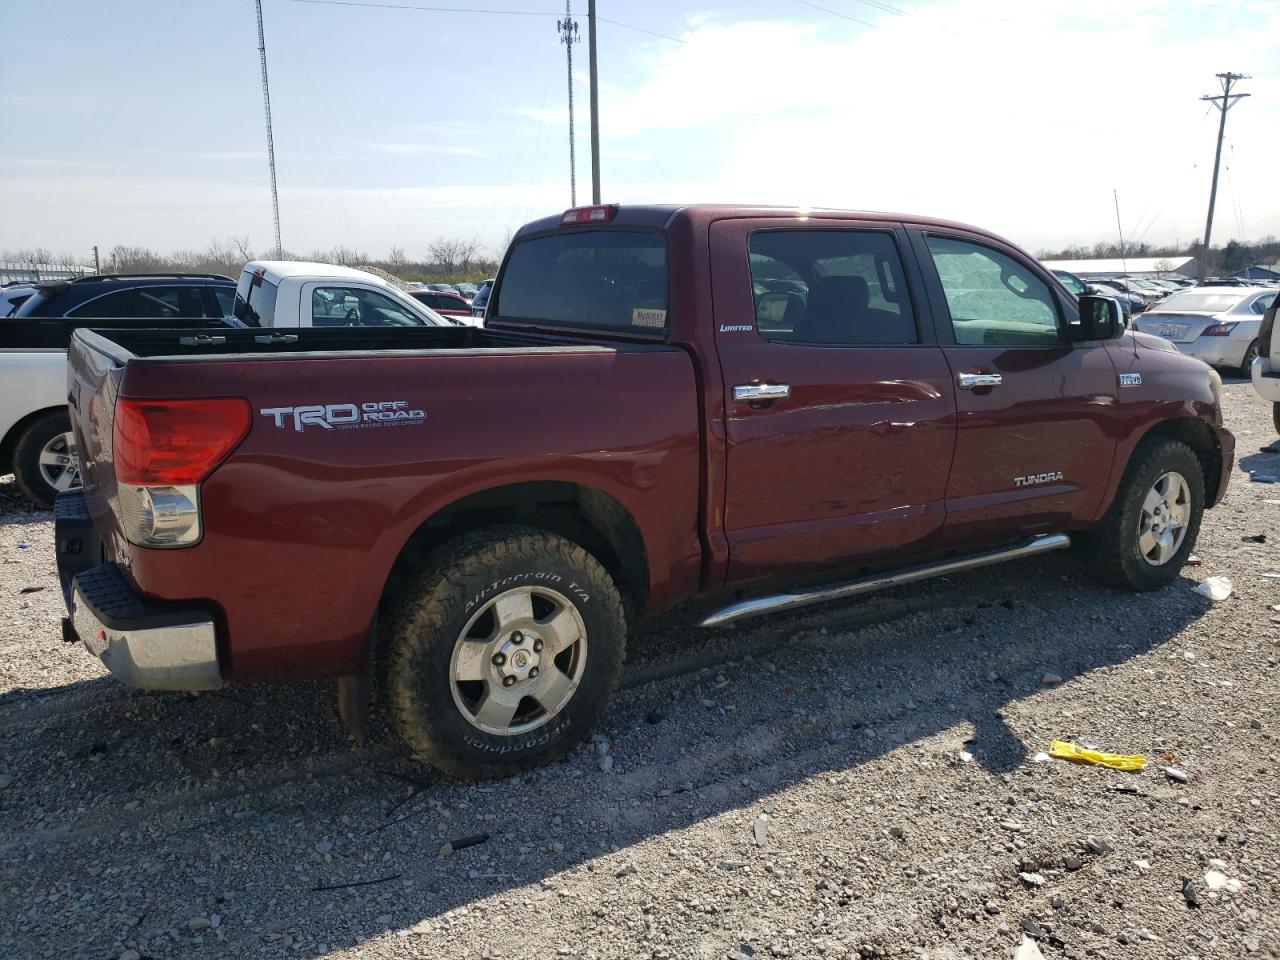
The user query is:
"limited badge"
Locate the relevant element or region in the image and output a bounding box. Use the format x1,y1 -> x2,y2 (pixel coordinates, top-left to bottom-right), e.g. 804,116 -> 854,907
632,308 -> 666,328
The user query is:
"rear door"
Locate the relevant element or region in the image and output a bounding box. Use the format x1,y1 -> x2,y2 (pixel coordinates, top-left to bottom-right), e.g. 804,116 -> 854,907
910,228 -> 1118,547
710,217 -> 957,585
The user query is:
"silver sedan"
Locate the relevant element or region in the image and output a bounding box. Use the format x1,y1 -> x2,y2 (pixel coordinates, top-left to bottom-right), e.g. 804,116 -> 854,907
1132,286 -> 1279,375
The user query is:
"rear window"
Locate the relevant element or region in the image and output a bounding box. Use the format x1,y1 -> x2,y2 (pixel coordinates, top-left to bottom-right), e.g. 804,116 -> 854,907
233,271 -> 279,327
494,231 -> 668,333
1156,291 -> 1247,313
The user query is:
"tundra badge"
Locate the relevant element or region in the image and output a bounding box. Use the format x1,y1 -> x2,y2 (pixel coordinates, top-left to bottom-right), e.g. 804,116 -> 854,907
1119,373 -> 1142,388
1013,471 -> 1064,487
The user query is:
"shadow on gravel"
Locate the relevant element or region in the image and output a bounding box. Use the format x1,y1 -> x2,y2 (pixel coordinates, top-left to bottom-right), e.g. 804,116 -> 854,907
0,555 -> 1214,958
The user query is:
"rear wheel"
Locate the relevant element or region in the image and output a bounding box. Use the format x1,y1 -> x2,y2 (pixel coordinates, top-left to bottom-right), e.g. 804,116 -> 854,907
1239,340 -> 1259,377
384,526 -> 626,779
1273,402 -> 1280,438
1091,438 -> 1204,591
12,411 -> 80,509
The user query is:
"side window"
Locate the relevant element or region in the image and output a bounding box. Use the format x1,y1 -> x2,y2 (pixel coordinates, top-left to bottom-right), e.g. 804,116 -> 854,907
311,287 -> 424,327
211,287 -> 235,318
746,230 -> 917,345
927,237 -> 1060,346
133,285 -> 206,319
67,289 -> 138,318
1253,293 -> 1275,314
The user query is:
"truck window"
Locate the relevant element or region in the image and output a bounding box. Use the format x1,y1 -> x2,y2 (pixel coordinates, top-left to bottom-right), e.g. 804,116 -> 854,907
495,231 -> 668,333
233,272 -> 279,328
311,286 -> 425,327
926,237 -> 1060,347
747,230 -> 917,345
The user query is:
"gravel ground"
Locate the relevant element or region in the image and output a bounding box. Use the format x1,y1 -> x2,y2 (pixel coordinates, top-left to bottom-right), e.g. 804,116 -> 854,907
1,378 -> 1277,960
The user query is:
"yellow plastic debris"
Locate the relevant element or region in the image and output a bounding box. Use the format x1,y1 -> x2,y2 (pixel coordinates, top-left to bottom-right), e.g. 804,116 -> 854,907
1047,740 -> 1146,772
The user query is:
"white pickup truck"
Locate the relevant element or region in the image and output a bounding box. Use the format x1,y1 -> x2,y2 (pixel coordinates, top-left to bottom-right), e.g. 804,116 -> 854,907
1,263 -> 458,507
1252,298 -> 1280,436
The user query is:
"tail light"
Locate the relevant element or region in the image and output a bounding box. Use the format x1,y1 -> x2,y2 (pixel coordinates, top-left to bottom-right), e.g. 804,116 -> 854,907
113,398 -> 250,547
561,204 -> 616,225
1200,322 -> 1237,337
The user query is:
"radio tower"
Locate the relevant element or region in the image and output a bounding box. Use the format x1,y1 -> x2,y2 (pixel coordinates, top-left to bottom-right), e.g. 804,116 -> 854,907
557,2 -> 580,206
255,0 -> 283,257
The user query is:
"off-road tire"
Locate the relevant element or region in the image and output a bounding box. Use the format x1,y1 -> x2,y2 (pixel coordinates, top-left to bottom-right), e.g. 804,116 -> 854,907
1273,401 -> 1280,437
1091,438 -> 1204,591
12,410 -> 75,509
384,526 -> 626,780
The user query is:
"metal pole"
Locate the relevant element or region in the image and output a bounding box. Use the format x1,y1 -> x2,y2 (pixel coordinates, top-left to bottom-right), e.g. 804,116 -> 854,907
588,0 -> 600,204
255,0 -> 283,257
558,2 -> 579,206
93,245 -> 100,274
1199,73 -> 1249,280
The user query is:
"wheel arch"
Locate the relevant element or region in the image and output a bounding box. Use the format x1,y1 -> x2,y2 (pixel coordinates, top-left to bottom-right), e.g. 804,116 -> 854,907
1132,417 -> 1224,506
381,480 -> 650,618
0,405 -> 69,472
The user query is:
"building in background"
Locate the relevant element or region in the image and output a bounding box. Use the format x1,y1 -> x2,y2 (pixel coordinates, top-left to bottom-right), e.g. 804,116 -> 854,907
1041,256 -> 1199,279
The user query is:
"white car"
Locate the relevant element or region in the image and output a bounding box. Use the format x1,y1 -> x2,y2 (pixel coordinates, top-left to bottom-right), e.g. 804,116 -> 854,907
1251,298 -> 1280,436
1132,286 -> 1278,376
232,261 -> 474,329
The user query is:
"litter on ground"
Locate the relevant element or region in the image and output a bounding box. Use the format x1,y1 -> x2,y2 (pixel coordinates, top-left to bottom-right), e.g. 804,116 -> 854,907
1047,739 -> 1145,771
1192,576 -> 1233,601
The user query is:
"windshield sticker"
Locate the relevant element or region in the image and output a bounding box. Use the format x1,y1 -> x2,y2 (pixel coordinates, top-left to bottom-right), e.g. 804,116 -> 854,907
260,401 -> 426,432
632,308 -> 667,328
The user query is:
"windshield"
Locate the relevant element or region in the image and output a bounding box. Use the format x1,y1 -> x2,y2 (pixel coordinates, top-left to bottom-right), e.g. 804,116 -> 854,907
1153,291 -> 1247,313
1052,271 -> 1085,295
494,230 -> 668,333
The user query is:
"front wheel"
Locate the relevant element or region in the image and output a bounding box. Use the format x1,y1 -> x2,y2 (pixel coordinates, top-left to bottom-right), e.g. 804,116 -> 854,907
1090,438 -> 1204,591
384,526 -> 626,779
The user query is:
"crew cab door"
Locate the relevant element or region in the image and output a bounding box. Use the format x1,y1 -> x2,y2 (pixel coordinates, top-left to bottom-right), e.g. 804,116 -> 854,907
909,228 -> 1118,547
710,218 -> 957,586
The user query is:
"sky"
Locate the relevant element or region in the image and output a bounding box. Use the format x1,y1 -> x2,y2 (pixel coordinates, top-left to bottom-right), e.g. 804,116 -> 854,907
1,0 -> 1278,264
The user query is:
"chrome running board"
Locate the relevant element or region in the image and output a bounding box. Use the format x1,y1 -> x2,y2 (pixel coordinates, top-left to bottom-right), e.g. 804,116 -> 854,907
699,533 -> 1071,628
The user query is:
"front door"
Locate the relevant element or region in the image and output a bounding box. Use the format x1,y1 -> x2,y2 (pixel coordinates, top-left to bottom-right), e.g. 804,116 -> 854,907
910,229 -> 1118,548
710,218 -> 958,586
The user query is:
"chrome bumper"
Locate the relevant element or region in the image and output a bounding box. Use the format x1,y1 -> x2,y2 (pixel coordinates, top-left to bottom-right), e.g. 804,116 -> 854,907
67,565 -> 222,691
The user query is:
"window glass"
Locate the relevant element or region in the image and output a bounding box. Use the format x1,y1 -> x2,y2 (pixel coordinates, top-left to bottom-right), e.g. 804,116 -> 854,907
926,237 -> 1060,346
495,231 -> 668,333
1156,291 -> 1247,314
1251,293 -> 1275,314
67,289 -> 139,318
746,230 -> 916,345
1053,271 -> 1086,295
211,287 -> 235,318
132,285 -> 207,319
311,286 -> 425,327
234,273 -> 278,327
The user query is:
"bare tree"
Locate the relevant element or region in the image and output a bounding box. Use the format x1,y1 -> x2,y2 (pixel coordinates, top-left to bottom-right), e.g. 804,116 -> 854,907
385,246 -> 408,275
426,238 -> 478,275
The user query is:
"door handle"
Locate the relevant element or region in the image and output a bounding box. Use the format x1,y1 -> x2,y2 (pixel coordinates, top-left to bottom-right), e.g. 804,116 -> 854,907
733,383 -> 791,403
957,372 -> 1002,389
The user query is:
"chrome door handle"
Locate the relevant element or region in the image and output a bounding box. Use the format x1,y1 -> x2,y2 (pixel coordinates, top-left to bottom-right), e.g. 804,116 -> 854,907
957,372 -> 1002,389
734,383 -> 791,403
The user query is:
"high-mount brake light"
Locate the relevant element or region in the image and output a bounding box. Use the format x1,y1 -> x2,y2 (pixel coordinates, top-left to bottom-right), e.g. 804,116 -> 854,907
560,204 -> 616,226
114,398 -> 251,486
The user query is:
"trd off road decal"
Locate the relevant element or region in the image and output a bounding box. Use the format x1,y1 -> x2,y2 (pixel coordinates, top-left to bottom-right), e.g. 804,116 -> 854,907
259,401 -> 427,432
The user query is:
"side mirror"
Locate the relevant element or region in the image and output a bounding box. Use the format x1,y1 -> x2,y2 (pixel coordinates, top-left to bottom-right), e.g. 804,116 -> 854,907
1076,295 -> 1124,341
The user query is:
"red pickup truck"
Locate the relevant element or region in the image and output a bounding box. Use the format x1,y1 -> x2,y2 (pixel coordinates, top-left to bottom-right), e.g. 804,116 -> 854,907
57,204 -> 1233,779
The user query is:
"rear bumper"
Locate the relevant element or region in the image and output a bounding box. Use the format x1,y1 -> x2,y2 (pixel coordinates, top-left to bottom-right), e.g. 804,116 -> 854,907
1175,337 -> 1250,369
56,492 -> 222,691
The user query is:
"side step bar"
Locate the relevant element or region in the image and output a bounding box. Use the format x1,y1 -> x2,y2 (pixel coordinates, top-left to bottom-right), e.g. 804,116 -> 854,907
699,533 -> 1071,628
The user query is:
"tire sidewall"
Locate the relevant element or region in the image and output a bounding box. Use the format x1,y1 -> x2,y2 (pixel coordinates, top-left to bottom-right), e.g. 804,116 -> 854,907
397,544 -> 622,772
1114,443 -> 1204,588
13,411 -> 72,509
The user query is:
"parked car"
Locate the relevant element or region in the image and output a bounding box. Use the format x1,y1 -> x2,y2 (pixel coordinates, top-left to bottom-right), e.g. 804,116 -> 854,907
454,282 -> 478,300
1050,269 -> 1132,318
1132,286 -> 1277,375
1093,278 -> 1159,309
233,262 -> 459,329
12,273 -> 235,322
57,203 -> 1233,780
470,278 -> 494,319
407,288 -> 476,320
1250,297 -> 1280,435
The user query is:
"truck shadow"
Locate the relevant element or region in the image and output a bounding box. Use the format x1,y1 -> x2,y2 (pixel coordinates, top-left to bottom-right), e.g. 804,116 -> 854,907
0,556 -> 1214,958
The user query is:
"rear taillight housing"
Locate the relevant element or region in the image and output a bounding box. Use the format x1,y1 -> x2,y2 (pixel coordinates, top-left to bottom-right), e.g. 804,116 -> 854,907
113,398 -> 250,547
1200,322 -> 1237,337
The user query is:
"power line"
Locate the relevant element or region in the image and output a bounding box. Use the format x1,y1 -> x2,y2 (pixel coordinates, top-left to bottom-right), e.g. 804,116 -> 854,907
791,0 -> 877,29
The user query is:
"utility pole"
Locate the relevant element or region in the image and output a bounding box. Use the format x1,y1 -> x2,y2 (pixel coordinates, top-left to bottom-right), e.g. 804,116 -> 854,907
557,2 -> 580,206
587,0 -> 600,204
92,245 -> 100,274
255,0 -> 283,257
1198,72 -> 1249,280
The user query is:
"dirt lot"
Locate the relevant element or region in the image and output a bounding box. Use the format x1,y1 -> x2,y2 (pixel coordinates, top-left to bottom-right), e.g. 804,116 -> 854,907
1,378 -> 1277,960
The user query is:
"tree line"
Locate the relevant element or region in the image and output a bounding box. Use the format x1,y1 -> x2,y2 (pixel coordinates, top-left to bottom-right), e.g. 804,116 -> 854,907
2,237 -> 505,284
1036,236 -> 1280,275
